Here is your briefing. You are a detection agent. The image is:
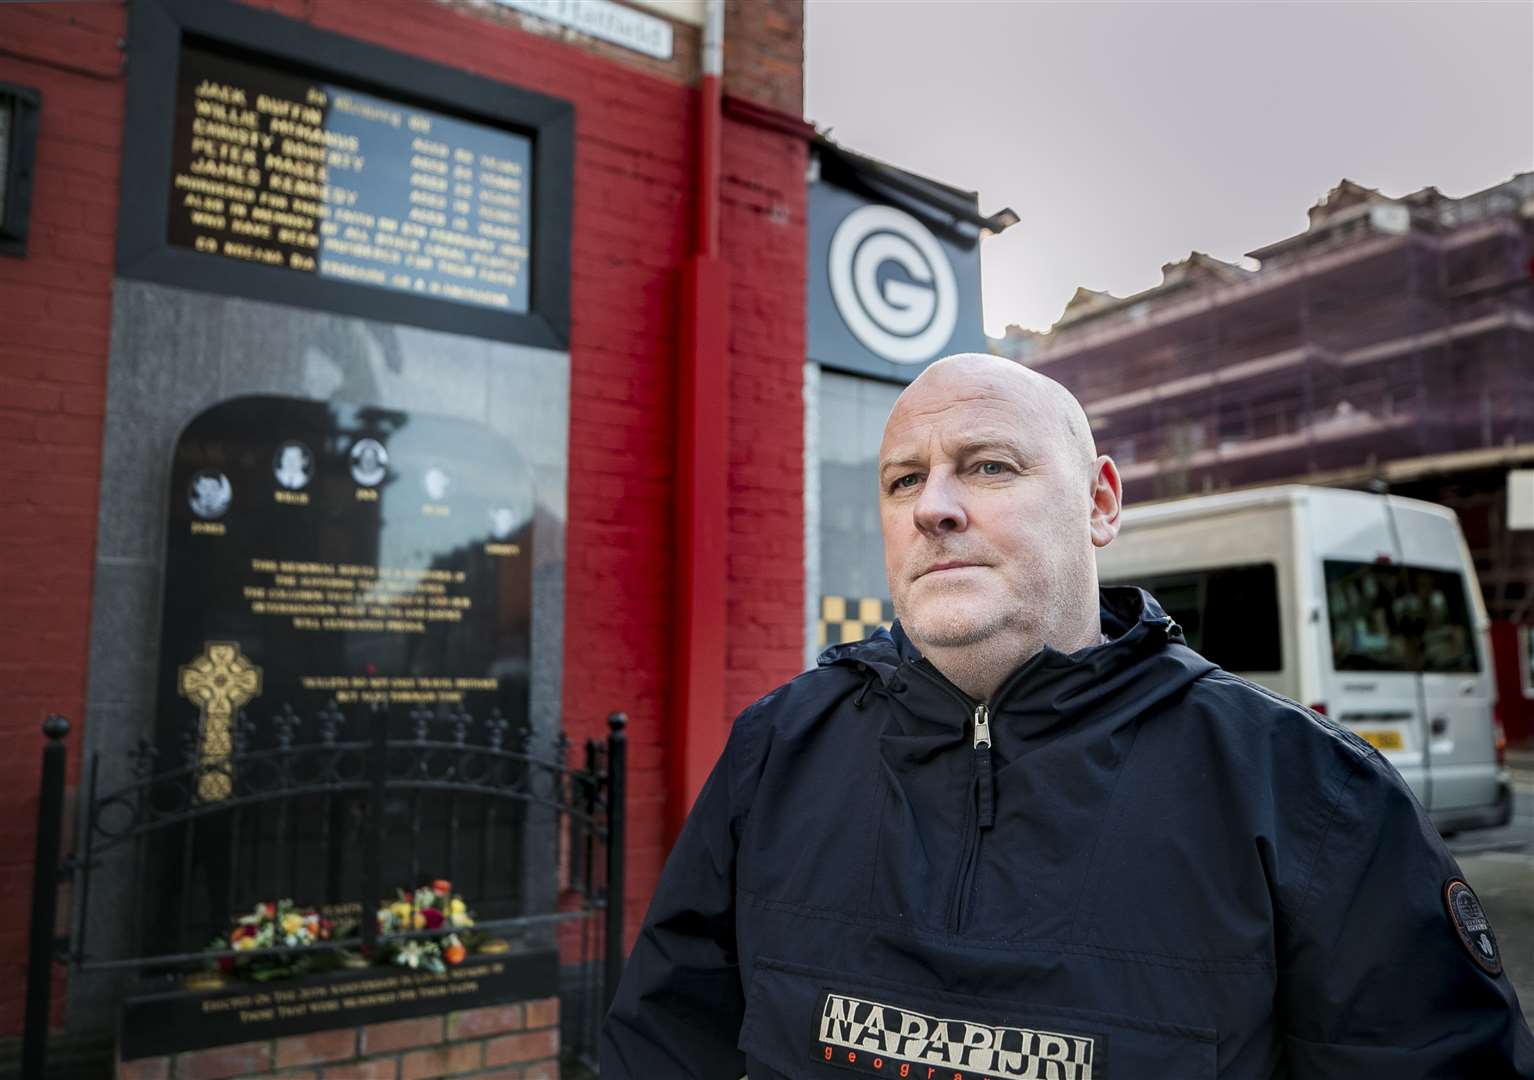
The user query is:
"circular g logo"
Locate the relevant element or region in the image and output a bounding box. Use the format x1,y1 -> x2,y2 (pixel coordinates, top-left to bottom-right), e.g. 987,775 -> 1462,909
828,204 -> 959,364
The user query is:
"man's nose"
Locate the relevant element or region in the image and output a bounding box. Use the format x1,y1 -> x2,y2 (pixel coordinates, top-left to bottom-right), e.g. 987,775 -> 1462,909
912,469 -> 967,535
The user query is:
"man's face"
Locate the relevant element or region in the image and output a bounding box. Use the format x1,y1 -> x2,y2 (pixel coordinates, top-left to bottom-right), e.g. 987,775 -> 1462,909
878,362 -> 1105,658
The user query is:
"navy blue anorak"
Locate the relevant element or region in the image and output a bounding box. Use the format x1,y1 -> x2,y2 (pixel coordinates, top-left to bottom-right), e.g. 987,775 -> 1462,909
602,588 -> 1534,1079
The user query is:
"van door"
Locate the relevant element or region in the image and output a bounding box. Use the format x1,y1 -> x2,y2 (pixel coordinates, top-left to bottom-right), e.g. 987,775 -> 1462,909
1320,558 -> 1431,804
1310,495 -> 1428,807
1390,503 -> 1498,821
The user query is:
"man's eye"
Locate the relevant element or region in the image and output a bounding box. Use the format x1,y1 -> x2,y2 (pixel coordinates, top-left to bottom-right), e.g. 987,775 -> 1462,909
892,474 -> 921,491
976,461 -> 1007,476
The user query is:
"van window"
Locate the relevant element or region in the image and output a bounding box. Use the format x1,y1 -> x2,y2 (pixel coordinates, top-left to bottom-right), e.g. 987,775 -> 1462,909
1324,561 -> 1479,673
1105,563 -> 1282,672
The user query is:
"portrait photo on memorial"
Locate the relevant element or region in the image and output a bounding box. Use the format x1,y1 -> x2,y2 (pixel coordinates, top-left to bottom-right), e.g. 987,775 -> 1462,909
187,469 -> 233,519
423,465 -> 451,502
272,440 -> 313,490
349,437 -> 388,487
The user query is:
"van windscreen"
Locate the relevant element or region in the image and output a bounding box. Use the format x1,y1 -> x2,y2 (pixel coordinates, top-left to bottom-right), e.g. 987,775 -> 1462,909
1323,561 -> 1479,673
1104,563 -> 1282,672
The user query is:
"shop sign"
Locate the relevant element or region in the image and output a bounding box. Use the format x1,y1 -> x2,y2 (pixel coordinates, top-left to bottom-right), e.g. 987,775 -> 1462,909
495,0 -> 674,60
808,178 -> 987,383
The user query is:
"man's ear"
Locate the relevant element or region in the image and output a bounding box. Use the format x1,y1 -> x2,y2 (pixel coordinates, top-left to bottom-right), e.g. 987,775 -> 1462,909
1088,456 -> 1122,548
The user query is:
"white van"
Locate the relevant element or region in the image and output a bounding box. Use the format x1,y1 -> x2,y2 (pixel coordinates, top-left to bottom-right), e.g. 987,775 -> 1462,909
1097,485 -> 1512,835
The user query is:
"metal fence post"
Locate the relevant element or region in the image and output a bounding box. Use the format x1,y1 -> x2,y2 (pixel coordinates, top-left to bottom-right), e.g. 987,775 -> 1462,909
602,711 -> 627,1016
23,714 -> 70,1080
362,705 -> 387,956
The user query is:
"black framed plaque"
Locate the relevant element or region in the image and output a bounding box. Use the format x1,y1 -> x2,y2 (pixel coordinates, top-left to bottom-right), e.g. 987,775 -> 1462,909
119,0 -> 572,347
155,394 -> 536,743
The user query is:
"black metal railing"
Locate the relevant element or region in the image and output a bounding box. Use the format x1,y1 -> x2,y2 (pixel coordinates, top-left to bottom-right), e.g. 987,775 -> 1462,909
23,706 -> 627,1079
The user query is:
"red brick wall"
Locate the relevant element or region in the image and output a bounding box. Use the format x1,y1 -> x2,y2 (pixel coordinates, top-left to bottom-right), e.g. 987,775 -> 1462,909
0,0 -> 806,1034
118,997 -> 560,1080
725,0 -> 804,116
0,0 -> 127,1036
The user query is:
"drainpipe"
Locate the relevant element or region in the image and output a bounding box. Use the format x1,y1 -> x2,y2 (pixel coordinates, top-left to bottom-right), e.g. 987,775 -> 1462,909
668,0 -> 730,844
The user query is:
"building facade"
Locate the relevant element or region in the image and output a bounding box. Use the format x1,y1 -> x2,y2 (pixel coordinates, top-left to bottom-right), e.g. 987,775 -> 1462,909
0,0 -> 809,1071
998,173 -> 1534,739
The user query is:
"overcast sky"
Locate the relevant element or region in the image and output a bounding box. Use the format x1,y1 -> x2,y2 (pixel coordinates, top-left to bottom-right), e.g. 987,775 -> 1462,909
804,1 -> 1534,335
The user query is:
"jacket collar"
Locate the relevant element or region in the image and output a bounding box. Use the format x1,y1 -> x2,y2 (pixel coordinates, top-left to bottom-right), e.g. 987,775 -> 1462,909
821,587 -> 1215,743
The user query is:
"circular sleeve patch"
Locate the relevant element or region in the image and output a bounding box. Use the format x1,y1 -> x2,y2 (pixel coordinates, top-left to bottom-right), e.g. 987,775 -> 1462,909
1443,878 -> 1502,977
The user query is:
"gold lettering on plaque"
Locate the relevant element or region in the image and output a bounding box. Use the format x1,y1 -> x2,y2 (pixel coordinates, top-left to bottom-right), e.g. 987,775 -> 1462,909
179,642 -> 263,801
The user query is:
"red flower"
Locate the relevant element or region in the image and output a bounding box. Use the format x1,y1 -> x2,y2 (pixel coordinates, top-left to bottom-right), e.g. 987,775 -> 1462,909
262,902 -> 276,918
231,925 -> 254,941
432,879 -> 451,896
422,907 -> 445,929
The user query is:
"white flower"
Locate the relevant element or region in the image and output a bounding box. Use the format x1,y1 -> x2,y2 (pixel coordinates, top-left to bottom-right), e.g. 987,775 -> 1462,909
397,941 -> 424,969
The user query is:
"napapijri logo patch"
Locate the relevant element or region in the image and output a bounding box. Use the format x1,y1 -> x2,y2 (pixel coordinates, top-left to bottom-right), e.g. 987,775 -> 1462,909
811,989 -> 1100,1080
1444,878 -> 1502,977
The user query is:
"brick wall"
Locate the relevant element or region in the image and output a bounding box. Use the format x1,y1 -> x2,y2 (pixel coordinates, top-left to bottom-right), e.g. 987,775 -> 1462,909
0,0 -> 128,1036
116,997 -> 560,1080
0,0 -> 806,1036
725,0 -> 804,117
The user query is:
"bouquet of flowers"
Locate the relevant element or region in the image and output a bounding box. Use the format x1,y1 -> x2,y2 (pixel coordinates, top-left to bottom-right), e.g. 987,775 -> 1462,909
374,878 -> 476,973
211,899 -> 336,980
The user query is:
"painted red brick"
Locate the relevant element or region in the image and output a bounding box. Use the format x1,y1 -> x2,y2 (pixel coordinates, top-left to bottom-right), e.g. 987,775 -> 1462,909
444,1002 -> 524,1039
360,1016 -> 444,1055
484,1029 -> 559,1067
177,1038 -> 274,1080
274,1027 -> 359,1067
398,1041 -> 482,1080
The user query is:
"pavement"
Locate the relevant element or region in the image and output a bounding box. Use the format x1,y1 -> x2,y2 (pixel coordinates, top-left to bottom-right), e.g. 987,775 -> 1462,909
1448,746 -> 1534,1026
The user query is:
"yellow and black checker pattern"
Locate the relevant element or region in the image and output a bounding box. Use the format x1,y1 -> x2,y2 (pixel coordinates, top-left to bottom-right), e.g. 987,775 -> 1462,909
818,594 -> 895,647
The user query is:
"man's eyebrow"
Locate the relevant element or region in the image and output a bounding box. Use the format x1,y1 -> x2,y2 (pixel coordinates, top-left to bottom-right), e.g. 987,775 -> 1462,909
878,437 -> 1024,475
950,436 -> 1024,459
878,454 -> 926,476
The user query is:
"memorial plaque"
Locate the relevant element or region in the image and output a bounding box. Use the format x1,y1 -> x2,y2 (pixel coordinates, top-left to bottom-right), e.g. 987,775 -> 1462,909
155,394 -> 536,752
170,44 -> 532,313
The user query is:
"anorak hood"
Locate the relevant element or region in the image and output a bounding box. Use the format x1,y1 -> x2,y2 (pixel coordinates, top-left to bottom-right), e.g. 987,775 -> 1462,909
818,586 -> 1216,746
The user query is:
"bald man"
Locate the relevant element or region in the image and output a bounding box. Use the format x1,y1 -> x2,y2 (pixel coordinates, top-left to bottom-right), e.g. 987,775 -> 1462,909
602,354 -> 1534,1079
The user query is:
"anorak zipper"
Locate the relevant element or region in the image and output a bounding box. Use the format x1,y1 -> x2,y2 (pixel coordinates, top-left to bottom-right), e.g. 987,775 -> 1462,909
911,663 -> 998,933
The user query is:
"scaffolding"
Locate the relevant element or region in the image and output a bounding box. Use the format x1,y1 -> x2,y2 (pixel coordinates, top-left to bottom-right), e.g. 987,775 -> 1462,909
1007,174 -> 1534,621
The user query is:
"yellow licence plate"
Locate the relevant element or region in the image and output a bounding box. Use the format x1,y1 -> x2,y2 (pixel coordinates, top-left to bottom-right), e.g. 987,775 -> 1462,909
1356,729 -> 1404,751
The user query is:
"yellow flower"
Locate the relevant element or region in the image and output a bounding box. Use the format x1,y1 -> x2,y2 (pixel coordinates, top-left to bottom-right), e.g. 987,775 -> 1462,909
412,911 -> 427,930
234,936 -> 257,951
450,898 -> 467,916
390,901 -> 412,921
282,913 -> 304,934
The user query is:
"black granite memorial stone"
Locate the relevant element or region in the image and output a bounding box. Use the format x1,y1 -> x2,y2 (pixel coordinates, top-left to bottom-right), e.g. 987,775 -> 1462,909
145,394 -> 541,960
158,394 -> 534,738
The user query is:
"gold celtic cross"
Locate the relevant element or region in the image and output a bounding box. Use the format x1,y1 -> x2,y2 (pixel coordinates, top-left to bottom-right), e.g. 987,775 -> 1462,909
179,642 -> 262,801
